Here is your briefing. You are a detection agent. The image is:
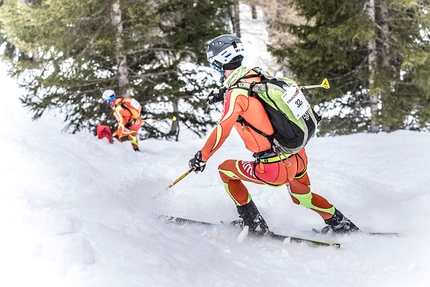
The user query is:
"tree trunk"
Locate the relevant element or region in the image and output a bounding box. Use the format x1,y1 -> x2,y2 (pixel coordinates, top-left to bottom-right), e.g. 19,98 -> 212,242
171,101 -> 180,141
233,0 -> 241,37
367,0 -> 380,133
111,1 -> 130,98
20,0 -> 40,64
251,0 -> 257,19
379,0 -> 391,132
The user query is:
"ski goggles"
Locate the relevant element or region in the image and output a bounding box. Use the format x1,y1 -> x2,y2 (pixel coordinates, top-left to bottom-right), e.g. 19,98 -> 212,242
104,95 -> 115,104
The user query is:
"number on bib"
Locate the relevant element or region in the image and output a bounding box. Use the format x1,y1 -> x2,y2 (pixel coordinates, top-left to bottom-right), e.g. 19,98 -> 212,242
281,86 -> 310,120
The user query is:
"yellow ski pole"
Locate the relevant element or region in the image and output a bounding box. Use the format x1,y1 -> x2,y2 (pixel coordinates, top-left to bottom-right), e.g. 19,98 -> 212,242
301,78 -> 330,90
166,168 -> 194,189
142,119 -> 157,123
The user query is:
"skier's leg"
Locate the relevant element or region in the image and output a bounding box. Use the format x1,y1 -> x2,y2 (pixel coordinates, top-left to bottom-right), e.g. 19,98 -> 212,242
218,159 -> 268,232
288,150 -> 359,233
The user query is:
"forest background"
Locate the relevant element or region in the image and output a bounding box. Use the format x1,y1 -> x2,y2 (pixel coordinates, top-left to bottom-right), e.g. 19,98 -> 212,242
0,0 -> 429,140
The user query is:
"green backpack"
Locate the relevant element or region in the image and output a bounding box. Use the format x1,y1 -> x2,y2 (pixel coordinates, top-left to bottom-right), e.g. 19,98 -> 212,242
233,67 -> 321,155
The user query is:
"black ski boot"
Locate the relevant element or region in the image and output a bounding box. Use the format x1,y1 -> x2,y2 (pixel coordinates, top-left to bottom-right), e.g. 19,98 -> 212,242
231,200 -> 269,235
321,209 -> 360,235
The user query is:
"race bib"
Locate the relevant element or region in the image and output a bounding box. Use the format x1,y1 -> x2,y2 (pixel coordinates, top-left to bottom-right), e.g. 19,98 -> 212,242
281,85 -> 310,120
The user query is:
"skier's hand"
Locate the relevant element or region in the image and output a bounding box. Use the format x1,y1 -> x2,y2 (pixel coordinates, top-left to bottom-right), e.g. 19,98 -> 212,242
188,151 -> 206,173
301,87 -> 314,98
205,87 -> 227,105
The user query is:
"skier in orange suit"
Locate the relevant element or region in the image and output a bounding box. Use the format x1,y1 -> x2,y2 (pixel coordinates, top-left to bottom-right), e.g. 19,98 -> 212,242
102,90 -> 142,152
188,34 -> 359,235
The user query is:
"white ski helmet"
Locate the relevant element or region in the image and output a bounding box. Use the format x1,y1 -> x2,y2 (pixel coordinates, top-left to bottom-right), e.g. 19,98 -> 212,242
102,89 -> 115,103
206,34 -> 244,73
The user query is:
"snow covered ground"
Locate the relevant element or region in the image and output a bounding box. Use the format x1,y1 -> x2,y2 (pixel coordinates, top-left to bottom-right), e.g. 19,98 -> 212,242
2,4 -> 430,287
2,62 -> 430,287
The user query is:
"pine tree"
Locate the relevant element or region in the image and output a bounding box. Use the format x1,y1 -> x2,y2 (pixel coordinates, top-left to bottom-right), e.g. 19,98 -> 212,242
268,0 -> 430,135
144,0 -> 232,140
0,0 -> 232,140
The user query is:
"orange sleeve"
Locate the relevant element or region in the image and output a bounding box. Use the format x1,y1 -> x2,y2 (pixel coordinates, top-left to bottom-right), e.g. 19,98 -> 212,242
200,89 -> 248,162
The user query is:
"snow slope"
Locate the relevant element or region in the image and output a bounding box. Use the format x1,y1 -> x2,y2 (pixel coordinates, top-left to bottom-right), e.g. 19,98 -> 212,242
2,4 -> 430,287
2,61 -> 430,287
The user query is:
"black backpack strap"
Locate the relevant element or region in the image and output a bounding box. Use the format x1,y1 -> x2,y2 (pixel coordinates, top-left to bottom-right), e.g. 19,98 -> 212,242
119,102 -> 139,126
248,81 -> 256,97
231,67 -> 268,86
237,116 -> 274,142
233,68 -> 276,143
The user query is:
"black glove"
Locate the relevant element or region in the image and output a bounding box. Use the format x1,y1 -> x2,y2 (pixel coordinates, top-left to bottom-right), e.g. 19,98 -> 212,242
188,151 -> 206,173
205,87 -> 227,105
301,87 -> 314,98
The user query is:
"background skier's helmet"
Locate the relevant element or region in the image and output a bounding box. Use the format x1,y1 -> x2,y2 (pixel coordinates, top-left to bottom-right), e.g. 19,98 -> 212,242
102,90 -> 115,104
206,34 -> 244,74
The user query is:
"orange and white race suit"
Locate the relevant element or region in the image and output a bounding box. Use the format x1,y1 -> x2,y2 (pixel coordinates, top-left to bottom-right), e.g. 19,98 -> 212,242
111,98 -> 142,151
200,69 -> 335,220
